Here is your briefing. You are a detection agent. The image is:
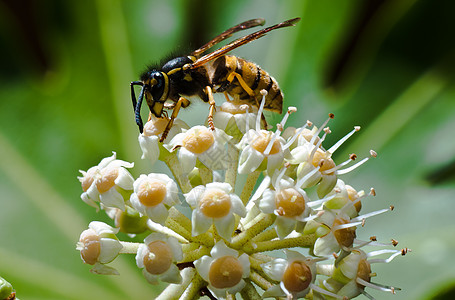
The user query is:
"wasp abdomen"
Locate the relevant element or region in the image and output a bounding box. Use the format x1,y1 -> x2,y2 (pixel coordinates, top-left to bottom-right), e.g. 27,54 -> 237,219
211,55 -> 283,114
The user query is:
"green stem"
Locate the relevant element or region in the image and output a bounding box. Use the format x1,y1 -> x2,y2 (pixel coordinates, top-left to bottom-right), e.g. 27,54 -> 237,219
231,213 -> 274,249
164,152 -> 192,193
249,270 -> 274,292
146,220 -> 187,243
225,142 -> 240,188
156,267 -> 196,300
240,171 -> 261,205
198,162 -> 213,185
181,272 -> 205,300
252,227 -> 277,242
181,246 -> 211,264
119,241 -> 141,254
240,281 -> 262,300
243,233 -> 316,254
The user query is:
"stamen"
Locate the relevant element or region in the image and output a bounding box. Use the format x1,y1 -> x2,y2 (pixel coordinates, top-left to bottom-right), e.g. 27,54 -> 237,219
333,221 -> 362,231
351,208 -> 390,222
256,90 -> 267,132
251,176 -> 271,202
309,128 -> 330,162
367,249 -> 403,263
283,124 -> 308,150
296,165 -> 321,188
309,113 -> 334,145
309,283 -> 345,299
322,154 -> 357,175
275,166 -> 288,188
357,278 -> 401,293
335,150 -> 377,175
327,126 -> 361,154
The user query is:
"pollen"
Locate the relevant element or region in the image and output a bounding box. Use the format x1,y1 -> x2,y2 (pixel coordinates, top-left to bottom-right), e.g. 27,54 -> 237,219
96,168 -> 119,193
209,256 -> 243,289
333,218 -> 356,248
199,188 -> 231,218
252,131 -> 281,155
182,127 -> 214,154
143,240 -> 173,275
275,188 -> 306,217
311,149 -> 336,174
282,260 -> 312,293
79,229 -> 101,265
137,180 -> 167,207
143,118 -> 168,136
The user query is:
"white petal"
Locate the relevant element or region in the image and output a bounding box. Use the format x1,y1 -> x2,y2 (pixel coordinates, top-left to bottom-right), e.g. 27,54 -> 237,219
145,204 -> 169,225
160,264 -> 182,284
115,168 -> 134,190
313,233 -> 339,256
90,262 -> 119,275
238,146 -> 264,174
262,258 -> 287,281
210,240 -> 238,259
167,236 -> 183,261
258,189 -> 276,214
98,238 -> 123,263
194,255 -> 213,281
99,188 -> 125,211
205,182 -> 232,194
89,221 -> 119,235
142,269 -> 159,285
266,152 -> 285,174
135,244 -> 147,268
98,152 -> 117,168
192,209 -> 212,236
229,194 -> 246,218
185,185 -> 206,207
214,214 -> 235,241
138,134 -> 159,164
238,253 -> 250,277
178,148 -> 197,173
274,217 -> 296,239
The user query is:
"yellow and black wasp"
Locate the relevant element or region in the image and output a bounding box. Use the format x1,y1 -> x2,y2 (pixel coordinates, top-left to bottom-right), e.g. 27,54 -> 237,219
130,17 -> 300,141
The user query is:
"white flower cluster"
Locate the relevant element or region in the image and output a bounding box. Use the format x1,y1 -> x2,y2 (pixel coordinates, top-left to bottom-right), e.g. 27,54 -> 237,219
77,92 -> 407,299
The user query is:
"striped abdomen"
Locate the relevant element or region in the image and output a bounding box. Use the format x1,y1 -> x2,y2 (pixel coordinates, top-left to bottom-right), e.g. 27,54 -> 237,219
210,55 -> 283,114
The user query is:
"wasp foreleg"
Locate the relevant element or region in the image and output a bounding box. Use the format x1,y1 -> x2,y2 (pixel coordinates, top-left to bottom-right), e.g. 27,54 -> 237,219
205,86 -> 216,131
160,97 -> 191,142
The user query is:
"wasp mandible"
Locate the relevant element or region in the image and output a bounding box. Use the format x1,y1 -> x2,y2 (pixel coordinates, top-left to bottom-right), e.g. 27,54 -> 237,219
130,17 -> 300,141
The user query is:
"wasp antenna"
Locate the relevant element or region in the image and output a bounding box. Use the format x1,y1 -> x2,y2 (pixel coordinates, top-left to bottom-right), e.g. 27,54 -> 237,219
130,81 -> 143,113
135,85 -> 146,133
282,17 -> 301,26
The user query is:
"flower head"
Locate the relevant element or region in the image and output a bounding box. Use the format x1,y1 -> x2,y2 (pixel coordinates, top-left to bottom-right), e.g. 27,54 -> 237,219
194,241 -> 250,299
168,125 -> 231,173
76,221 -> 123,275
78,152 -> 134,211
130,173 -> 180,224
185,182 -> 245,241
136,233 -> 183,285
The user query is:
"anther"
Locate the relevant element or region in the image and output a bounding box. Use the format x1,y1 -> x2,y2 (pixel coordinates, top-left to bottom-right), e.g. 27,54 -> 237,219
370,188 -> 376,196
350,153 -> 357,160
391,239 -> 398,246
370,150 -> 378,157
389,205 -> 394,211
370,236 -> 377,241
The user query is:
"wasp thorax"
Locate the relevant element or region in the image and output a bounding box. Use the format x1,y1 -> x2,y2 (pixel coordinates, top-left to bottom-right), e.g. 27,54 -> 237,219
143,118 -> 169,136
143,241 -> 173,275
95,168 -> 119,193
275,188 -> 306,217
137,180 -> 167,207
252,131 -> 281,155
311,149 -> 336,174
333,218 -> 356,248
79,229 -> 101,265
199,188 -> 231,218
182,127 -> 214,154
208,256 -> 243,289
282,260 -> 312,293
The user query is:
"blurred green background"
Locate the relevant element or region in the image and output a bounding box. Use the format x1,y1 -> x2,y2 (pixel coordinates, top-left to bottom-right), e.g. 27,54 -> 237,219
1,0 -> 455,299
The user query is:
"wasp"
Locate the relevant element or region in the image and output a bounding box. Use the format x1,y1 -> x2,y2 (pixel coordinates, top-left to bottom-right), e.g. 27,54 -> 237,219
130,17 -> 300,141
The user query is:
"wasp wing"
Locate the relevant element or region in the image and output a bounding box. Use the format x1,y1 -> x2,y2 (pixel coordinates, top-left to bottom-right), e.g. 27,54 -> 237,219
191,18 -> 265,58
190,17 -> 300,69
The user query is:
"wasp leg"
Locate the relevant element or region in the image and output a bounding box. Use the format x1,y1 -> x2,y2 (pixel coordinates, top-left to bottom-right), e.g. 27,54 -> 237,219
205,86 -> 216,131
226,72 -> 268,129
160,97 -> 190,143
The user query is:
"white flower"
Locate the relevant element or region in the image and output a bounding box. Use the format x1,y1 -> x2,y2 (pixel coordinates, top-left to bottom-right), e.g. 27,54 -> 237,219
262,250 -> 319,299
130,173 -> 180,225
213,100 -> 257,135
185,182 -> 246,241
136,233 -> 183,285
78,152 -> 134,211
76,221 -> 123,275
323,179 -> 363,218
167,125 -> 231,173
194,241 -> 250,299
139,116 -> 189,166
257,169 -> 312,239
304,209 -> 356,256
